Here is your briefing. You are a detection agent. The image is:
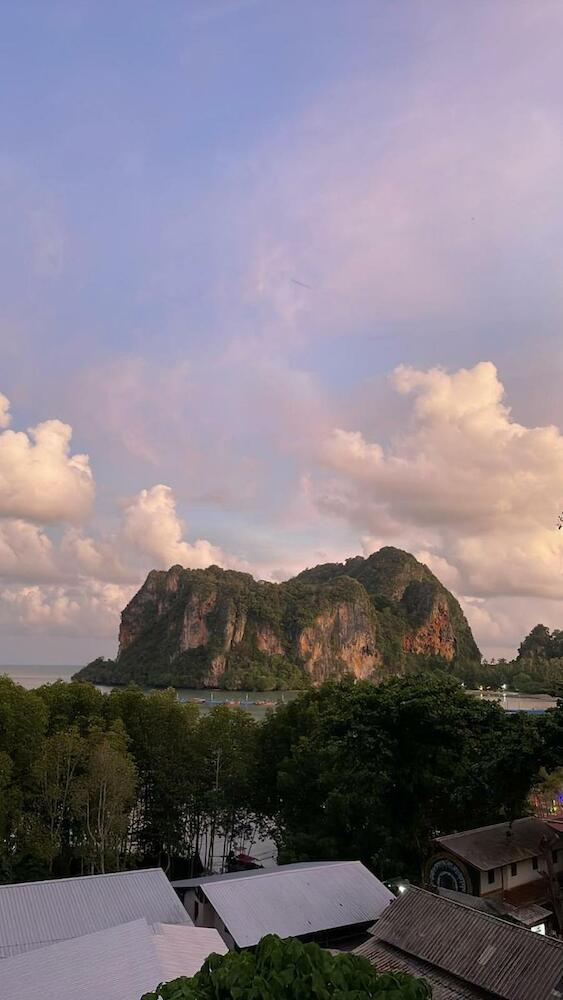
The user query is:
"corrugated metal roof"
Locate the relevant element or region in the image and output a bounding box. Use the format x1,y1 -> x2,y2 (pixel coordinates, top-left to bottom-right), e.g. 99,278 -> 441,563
152,922 -> 227,981
195,860 -> 394,948
370,886 -> 563,1000
435,818 -> 562,871
0,868 -> 191,959
437,888 -> 552,929
355,938 -> 487,1000
0,919 -> 227,1000
172,860 -> 338,890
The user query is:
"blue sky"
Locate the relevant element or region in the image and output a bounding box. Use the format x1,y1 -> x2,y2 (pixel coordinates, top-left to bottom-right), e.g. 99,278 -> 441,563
2,0 -> 563,663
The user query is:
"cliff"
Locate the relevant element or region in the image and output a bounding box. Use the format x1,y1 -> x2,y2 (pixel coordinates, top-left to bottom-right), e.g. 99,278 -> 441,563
74,547 -> 480,689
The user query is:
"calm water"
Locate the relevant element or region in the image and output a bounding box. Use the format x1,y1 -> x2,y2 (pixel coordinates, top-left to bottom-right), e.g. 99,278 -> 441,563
2,667 -> 558,716
0,665 -> 297,719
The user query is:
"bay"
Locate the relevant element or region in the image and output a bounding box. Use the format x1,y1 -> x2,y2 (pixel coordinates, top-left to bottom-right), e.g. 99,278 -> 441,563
0,665 -> 298,720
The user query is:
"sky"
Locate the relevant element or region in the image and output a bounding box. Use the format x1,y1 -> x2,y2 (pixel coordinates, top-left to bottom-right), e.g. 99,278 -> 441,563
2,0 -> 563,664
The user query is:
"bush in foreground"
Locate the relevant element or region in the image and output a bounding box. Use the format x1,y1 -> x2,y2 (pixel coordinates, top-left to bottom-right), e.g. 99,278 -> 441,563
141,934 -> 431,999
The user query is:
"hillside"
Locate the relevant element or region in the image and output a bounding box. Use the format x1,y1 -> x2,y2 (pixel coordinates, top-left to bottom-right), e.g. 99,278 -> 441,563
74,547 -> 481,689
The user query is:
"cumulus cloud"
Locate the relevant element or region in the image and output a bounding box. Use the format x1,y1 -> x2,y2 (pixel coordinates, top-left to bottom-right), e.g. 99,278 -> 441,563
0,580 -> 133,638
0,520 -> 56,580
0,394 -> 11,429
317,361 -> 563,607
121,484 -> 241,571
0,395 -> 94,523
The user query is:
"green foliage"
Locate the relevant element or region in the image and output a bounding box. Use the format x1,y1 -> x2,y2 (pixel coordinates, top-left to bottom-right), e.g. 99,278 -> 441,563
141,934 -> 431,1000
257,674 -> 543,878
6,666 -> 563,889
0,677 -> 264,880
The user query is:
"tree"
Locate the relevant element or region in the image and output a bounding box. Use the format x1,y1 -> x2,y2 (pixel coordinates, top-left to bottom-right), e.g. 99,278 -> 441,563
36,680 -> 106,736
35,728 -> 86,873
257,675 -> 542,878
0,678 -> 48,880
195,706 -> 262,872
72,722 -> 137,873
105,687 -> 200,871
141,934 -> 431,999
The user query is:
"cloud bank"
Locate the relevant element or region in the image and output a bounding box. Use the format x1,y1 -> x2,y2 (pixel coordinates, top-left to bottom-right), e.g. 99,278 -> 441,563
0,396 -> 94,523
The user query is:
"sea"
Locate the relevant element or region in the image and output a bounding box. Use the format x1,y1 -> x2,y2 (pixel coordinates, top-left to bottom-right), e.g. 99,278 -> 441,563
1,666 -> 559,716
0,664 -> 297,720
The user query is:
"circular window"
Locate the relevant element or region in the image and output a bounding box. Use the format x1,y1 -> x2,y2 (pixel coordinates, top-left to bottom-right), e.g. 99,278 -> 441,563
428,857 -> 468,894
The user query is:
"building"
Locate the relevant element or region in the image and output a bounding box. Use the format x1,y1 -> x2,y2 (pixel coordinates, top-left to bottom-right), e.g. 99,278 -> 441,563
172,860 -> 394,949
0,918 -> 227,1000
0,868 -> 191,959
425,817 -> 563,933
355,885 -> 563,1000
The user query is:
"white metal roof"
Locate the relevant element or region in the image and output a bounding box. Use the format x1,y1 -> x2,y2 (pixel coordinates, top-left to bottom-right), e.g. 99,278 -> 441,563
197,860 -> 394,948
152,922 -> 227,982
0,919 -> 228,1000
0,868 -> 191,959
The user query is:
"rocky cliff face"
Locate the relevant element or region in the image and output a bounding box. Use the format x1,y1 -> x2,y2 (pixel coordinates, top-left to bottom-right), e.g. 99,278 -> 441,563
75,547 -> 480,689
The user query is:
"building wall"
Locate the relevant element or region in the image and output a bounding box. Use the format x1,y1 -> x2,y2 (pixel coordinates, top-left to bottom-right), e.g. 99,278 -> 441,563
478,850 -> 563,895
179,887 -> 235,949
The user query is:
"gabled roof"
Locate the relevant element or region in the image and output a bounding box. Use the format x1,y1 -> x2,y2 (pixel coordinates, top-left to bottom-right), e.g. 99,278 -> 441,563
437,887 -> 552,929
0,919 -> 227,1000
177,861 -> 394,949
172,860 -> 339,889
355,937 -> 488,1000
435,817 -> 562,871
0,868 -> 191,959
368,886 -> 563,1000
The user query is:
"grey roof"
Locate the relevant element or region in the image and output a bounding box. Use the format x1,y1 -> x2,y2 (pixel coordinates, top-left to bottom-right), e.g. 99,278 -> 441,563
369,886 -> 563,1000
437,887 -> 552,929
152,922 -> 227,982
172,860 -> 338,890
184,860 -> 394,948
435,817 -> 562,871
355,938 -> 487,1000
0,919 -> 227,1000
0,868 -> 191,959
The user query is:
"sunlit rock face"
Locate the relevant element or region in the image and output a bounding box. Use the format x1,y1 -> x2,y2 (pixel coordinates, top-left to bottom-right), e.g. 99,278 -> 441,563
76,548 -> 480,689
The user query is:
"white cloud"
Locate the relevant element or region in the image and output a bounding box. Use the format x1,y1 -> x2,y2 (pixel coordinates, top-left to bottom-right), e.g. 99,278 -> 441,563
0,394 -> 11,429
0,580 -> 133,638
121,484 -> 241,571
317,361 -> 563,610
0,520 -> 56,580
0,395 -> 94,523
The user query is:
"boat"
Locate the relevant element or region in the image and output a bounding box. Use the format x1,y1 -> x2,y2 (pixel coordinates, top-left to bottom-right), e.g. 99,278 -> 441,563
224,699 -> 241,707
255,700 -> 276,708
187,697 -> 206,704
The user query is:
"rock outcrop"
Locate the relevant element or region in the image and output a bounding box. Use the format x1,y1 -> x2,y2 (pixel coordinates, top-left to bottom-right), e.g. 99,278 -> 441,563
74,547 -> 480,689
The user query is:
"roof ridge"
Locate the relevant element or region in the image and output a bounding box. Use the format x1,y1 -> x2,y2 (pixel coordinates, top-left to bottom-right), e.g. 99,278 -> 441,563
201,860 -> 351,884
436,817 -> 541,842
0,867 -> 162,891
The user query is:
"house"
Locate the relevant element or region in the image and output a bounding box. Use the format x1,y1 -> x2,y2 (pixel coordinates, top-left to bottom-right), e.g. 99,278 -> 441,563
425,817 -> 563,933
0,917 -> 228,1000
172,860 -> 394,949
355,885 -> 563,1000
0,868 -> 191,959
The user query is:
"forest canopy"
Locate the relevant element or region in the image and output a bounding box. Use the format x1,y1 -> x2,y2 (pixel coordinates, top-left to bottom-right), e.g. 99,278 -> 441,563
0,672 -> 558,885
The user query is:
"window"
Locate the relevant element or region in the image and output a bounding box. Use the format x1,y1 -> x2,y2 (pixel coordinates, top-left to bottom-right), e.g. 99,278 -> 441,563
511,862 -> 518,877
487,869 -> 495,884
553,850 -> 559,864
532,857 -> 539,871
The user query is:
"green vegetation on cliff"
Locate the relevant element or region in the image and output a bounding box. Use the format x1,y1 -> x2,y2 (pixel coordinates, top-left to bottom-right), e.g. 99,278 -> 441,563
74,548 -> 480,690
